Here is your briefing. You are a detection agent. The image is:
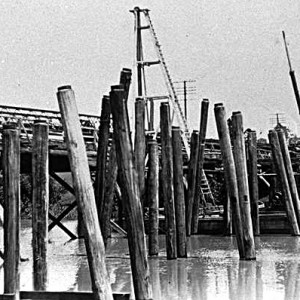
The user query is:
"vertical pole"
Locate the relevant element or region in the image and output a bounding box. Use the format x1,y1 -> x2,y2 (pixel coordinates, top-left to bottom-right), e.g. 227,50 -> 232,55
269,130 -> 300,235
247,131 -> 260,236
134,7 -> 143,97
110,85 -> 152,299
214,104 -> 245,259
134,97 -> 146,209
172,126 -> 187,258
192,99 -> 209,234
32,121 -> 49,290
183,81 -> 187,119
160,102 -> 177,260
231,112 -> 256,260
95,95 -> 111,231
101,140 -> 118,247
147,138 -> 159,256
277,129 -> 300,226
57,86 -> 113,300
3,123 -> 20,300
186,130 -> 199,236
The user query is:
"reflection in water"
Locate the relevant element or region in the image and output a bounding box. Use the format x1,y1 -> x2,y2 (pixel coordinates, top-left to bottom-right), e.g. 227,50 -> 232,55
1,221 -> 300,299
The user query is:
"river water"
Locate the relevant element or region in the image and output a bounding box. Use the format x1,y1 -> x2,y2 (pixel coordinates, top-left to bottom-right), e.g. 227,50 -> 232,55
1,220 -> 300,300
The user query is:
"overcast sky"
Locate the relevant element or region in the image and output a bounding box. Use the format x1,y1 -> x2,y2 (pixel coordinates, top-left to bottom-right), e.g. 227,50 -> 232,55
1,0 -> 300,138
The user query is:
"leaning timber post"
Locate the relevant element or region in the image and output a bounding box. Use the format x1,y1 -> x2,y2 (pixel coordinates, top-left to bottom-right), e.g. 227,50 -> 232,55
231,112 -> 256,260
32,121 -> 49,290
147,138 -> 159,256
119,68 -> 133,146
214,104 -> 245,259
278,129 -> 300,226
3,123 -> 20,300
134,97 -> 146,209
95,95 -> 111,230
101,140 -> 118,247
269,129 -> 300,234
160,102 -> 177,260
110,85 -> 152,300
172,127 -> 187,258
247,131 -> 260,236
192,99 -> 209,234
186,130 -> 199,236
56,86 -> 113,300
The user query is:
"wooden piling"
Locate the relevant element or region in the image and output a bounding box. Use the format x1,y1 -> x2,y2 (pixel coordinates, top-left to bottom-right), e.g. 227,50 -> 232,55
32,121 -> 49,290
95,95 -> 111,230
277,129 -> 300,227
56,86 -> 113,300
186,130 -> 199,236
147,138 -> 159,256
231,112 -> 256,260
269,130 -> 300,235
172,126 -> 187,258
101,140 -> 118,247
3,123 -> 20,300
247,131 -> 260,236
214,104 -> 245,259
160,102 -> 177,260
110,85 -> 152,299
192,99 -> 209,234
134,97 -> 146,209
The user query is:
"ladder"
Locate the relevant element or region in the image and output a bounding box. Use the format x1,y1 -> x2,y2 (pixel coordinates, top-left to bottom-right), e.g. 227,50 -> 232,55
200,169 -> 215,206
142,9 -> 191,158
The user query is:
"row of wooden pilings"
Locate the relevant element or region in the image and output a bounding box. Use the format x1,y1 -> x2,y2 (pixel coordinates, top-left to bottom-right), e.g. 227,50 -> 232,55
4,68 -> 300,300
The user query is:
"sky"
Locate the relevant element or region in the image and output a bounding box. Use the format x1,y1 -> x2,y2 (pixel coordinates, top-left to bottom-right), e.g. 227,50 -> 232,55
1,0 -> 300,138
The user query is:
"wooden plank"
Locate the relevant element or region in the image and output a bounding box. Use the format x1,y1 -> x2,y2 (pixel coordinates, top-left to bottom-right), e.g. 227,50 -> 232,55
48,213 -> 77,240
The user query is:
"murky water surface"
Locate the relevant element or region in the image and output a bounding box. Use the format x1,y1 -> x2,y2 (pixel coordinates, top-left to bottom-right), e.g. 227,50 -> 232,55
1,220 -> 300,299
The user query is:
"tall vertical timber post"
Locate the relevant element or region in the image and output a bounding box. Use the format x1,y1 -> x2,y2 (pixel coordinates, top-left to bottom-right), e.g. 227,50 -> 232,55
32,121 -> 49,290
269,130 -> 300,235
214,104 -> 245,259
186,130 -> 199,236
110,85 -> 152,299
95,95 -> 111,233
247,131 -> 260,236
160,103 -> 177,259
134,97 -> 146,210
277,129 -> 300,227
57,86 -> 113,300
192,99 -> 209,234
3,123 -> 20,300
232,112 -> 256,260
147,138 -> 159,256
172,126 -> 187,257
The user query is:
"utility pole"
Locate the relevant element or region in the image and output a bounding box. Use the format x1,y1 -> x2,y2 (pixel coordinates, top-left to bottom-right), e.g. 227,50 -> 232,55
174,80 -> 196,119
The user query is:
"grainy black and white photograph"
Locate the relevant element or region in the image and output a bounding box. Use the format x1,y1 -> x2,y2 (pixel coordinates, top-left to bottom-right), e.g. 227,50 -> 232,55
1,1 -> 300,299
